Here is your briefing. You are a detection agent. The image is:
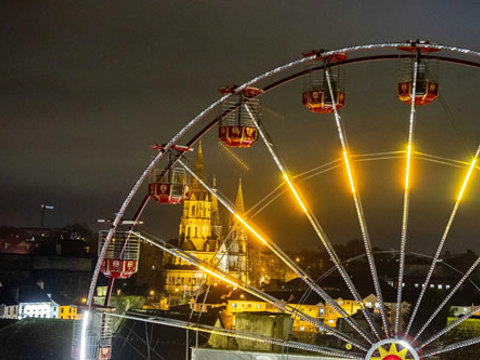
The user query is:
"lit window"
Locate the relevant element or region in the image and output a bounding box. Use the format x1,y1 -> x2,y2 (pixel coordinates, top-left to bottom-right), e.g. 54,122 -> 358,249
438,284 -> 442,289
257,304 -> 261,309
430,284 -> 435,288
446,285 -> 451,289
414,283 -> 419,288
328,320 -> 334,324
366,302 -> 372,308
232,303 -> 236,308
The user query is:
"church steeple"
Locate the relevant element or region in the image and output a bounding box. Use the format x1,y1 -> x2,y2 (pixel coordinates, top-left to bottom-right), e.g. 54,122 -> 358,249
234,177 -> 245,214
191,140 -> 207,200
224,176 -> 248,283
195,140 -> 204,180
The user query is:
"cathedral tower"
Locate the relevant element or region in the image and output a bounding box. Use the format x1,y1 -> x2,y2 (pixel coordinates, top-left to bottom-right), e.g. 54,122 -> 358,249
219,178 -> 248,283
178,141 -> 217,252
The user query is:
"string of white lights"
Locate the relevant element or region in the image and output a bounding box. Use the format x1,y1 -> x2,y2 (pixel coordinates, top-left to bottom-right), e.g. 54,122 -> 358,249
414,256 -> 480,341
136,231 -> 368,351
244,103 -> 376,343
176,159 -> 373,348
396,58 -> 419,337
108,312 -> 363,359
419,304 -> 480,349
422,336 -> 480,358
325,67 -> 389,338
406,143 -> 480,335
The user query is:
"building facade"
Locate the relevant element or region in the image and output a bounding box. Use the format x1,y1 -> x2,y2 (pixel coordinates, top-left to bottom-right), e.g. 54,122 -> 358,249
163,142 -> 248,298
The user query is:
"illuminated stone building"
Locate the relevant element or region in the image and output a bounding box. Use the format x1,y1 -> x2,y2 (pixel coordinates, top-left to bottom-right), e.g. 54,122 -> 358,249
218,178 -> 248,283
163,142 -> 248,297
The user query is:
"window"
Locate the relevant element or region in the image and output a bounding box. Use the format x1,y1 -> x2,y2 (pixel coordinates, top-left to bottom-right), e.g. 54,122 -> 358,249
446,284 -> 451,289
232,303 -> 236,308
191,205 -> 196,217
430,284 -> 435,288
438,284 -> 443,289
414,283 -> 419,288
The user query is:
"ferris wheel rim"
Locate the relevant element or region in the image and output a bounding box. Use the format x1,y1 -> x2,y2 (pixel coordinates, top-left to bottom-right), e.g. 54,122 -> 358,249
83,40 -> 480,360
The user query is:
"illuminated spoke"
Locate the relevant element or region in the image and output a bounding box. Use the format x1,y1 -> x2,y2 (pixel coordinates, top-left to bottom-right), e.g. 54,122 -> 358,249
136,231 -> 368,351
414,257 -> 480,341
325,68 -> 389,337
179,158 -> 375,345
394,57 -> 420,336
109,312 -> 363,359
244,104 -> 377,342
419,304 -> 480,349
406,144 -> 480,335
422,336 -> 480,358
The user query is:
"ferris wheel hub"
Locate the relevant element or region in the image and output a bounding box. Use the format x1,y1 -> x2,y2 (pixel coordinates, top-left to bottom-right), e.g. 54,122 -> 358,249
365,339 -> 420,360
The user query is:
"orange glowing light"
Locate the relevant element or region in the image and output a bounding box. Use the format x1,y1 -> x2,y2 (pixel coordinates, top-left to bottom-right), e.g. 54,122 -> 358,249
343,150 -> 356,193
457,158 -> 477,201
405,144 -> 412,190
283,174 -> 308,213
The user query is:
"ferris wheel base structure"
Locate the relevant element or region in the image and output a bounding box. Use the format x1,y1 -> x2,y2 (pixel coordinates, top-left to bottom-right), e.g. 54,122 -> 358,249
75,40 -> 480,360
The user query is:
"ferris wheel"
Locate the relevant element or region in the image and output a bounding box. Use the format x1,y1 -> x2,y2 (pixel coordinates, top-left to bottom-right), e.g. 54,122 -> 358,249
74,40 -> 480,360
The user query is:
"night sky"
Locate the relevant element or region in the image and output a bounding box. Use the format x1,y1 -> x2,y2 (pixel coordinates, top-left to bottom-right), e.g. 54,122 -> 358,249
2,1 -> 480,254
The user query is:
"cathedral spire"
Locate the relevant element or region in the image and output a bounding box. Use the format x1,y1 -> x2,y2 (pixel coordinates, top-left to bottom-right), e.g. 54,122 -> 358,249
195,140 -> 205,181
234,177 -> 245,214
191,140 -> 207,199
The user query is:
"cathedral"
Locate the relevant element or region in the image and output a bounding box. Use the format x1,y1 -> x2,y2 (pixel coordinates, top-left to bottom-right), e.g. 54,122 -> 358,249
163,142 -> 248,298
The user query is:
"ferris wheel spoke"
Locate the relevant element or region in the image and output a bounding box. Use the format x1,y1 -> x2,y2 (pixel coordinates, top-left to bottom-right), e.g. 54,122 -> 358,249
243,104 -> 380,342
136,232 -> 368,350
178,158 -> 376,345
414,258 -> 480,343
419,304 -> 480,349
394,55 -> 421,337
405,144 -> 480,335
190,227 -> 237,319
421,336 -> 480,358
108,312 -> 363,359
324,68 -> 390,337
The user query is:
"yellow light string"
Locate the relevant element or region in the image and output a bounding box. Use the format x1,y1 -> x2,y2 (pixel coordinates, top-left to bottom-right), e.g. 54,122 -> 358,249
457,158 -> 477,201
343,150 -> 356,193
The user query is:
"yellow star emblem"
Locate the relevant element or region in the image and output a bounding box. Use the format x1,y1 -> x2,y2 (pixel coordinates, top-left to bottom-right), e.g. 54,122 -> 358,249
370,343 -> 413,360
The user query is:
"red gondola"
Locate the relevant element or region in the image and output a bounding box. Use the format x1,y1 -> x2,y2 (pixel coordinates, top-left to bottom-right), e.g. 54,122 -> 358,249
302,51 -> 347,114
148,145 -> 191,204
99,230 -> 140,279
397,40 -> 440,105
218,86 -> 262,148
